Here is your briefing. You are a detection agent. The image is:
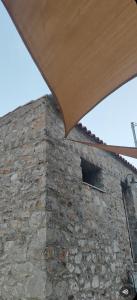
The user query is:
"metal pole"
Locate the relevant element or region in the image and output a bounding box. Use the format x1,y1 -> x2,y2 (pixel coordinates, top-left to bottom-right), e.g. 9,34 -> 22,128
131,122 -> 137,148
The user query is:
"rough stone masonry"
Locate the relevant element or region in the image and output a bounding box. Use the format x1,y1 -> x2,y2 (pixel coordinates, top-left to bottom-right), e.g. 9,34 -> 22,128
0,95 -> 137,300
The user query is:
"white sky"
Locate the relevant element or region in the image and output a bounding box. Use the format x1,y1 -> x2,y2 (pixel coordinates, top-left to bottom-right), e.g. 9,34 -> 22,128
1,2 -> 137,168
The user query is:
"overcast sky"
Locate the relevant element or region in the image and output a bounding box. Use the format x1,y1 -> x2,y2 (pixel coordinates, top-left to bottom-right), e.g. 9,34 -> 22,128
1,2 -> 137,168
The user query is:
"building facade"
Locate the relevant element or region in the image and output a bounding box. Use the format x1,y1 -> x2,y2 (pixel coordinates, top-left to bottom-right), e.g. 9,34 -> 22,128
0,96 -> 137,299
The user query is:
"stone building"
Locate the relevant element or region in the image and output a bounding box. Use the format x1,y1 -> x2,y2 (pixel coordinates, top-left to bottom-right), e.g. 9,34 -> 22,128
0,95 -> 137,299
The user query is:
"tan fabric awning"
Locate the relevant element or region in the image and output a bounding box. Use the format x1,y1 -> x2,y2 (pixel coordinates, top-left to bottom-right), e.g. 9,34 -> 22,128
3,0 -> 137,135
68,139 -> 137,159
2,0 -> 137,159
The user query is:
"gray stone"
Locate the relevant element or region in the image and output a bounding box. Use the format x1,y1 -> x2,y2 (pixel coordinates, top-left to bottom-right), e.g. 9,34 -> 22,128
11,262 -> 33,280
46,280 -> 53,297
113,240 -> 120,253
67,263 -> 75,273
78,239 -> 86,247
29,211 -> 45,228
55,281 -> 68,297
86,254 -> 91,262
75,253 -> 82,264
92,276 -> 99,288
101,265 -> 106,275
11,173 -> 18,182
84,281 -> 91,290
69,280 -> 79,294
70,248 -> 78,255
25,271 -> 46,299
91,264 -> 95,274
75,266 -> 81,274
111,263 -> 116,273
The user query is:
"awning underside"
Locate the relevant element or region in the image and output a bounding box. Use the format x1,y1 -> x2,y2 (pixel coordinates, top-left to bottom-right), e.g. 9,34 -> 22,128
3,0 -> 137,158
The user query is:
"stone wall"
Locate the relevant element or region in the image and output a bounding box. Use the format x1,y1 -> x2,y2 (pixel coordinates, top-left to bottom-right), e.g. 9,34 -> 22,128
45,96 -> 137,300
0,95 -> 137,299
0,98 -> 47,299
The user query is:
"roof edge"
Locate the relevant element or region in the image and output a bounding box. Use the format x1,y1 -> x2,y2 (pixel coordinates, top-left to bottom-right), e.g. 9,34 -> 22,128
76,123 -> 137,174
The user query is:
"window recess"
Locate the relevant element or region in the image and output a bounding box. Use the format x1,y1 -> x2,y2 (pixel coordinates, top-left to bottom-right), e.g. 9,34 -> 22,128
81,158 -> 103,189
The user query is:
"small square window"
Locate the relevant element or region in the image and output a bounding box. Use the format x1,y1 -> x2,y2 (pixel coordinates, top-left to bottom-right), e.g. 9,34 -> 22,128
81,158 -> 102,188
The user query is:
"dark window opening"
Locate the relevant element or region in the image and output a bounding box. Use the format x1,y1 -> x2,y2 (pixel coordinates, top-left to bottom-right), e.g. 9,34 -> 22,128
81,158 -> 102,188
